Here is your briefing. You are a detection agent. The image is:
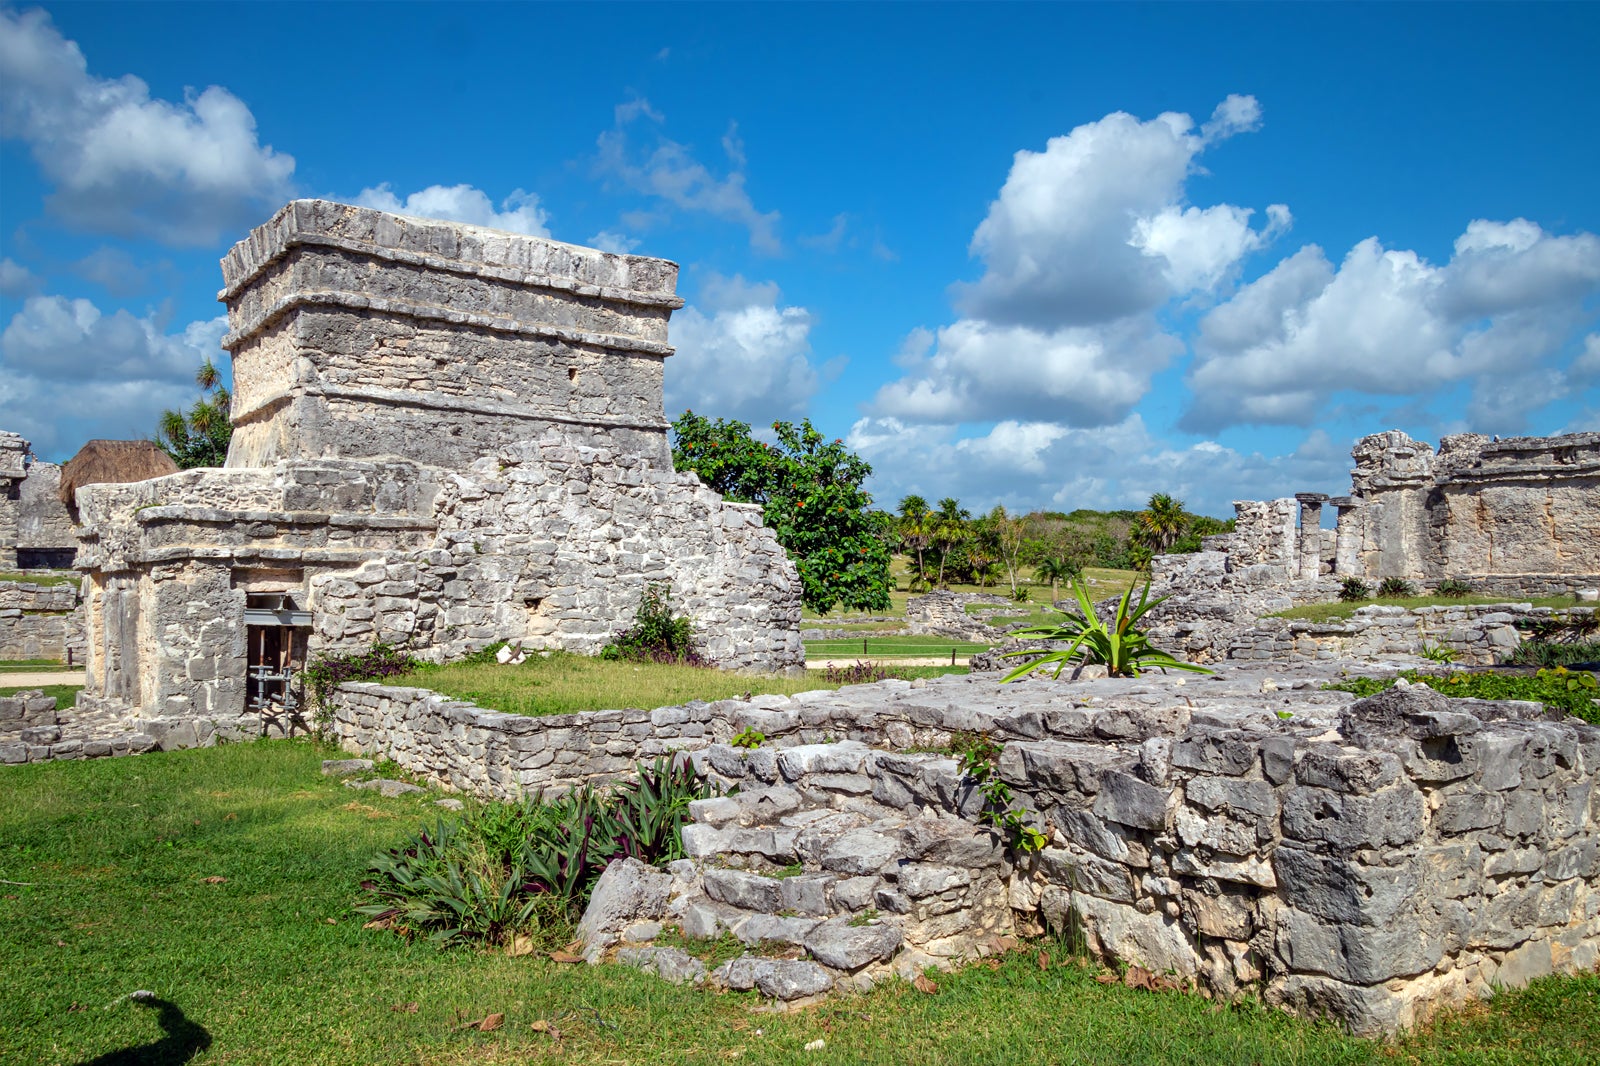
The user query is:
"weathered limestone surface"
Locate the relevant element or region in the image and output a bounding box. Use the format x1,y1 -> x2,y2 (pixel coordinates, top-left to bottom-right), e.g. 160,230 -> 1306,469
0,431 -> 25,571
0,431 -> 77,570
325,662 -> 1600,1035
1229,604 -> 1597,666
219,199 -> 683,470
69,201 -> 803,736
1137,429 -> 1600,665
0,579 -> 84,662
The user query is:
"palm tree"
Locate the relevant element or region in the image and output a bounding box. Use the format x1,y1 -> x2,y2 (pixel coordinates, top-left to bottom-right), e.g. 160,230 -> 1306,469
1034,554 -> 1082,604
897,495 -> 933,588
1135,493 -> 1189,557
932,497 -> 971,588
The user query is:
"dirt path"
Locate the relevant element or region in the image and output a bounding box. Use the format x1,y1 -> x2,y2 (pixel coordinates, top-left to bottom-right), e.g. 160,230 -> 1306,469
0,670 -> 86,689
805,657 -> 972,670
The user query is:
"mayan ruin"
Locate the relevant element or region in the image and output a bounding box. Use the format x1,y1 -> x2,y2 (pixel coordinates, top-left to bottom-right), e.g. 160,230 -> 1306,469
3,13 -> 1597,1054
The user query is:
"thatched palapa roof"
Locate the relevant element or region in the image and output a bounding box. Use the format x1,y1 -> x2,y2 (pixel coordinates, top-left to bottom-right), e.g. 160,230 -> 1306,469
58,440 -> 180,514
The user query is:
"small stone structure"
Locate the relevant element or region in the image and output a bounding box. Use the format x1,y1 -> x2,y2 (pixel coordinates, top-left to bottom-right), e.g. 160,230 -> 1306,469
1135,429 -> 1600,664
317,663 -> 1600,1035
905,589 -> 1016,640
0,579 -> 84,662
0,431 -> 76,571
68,200 -> 803,745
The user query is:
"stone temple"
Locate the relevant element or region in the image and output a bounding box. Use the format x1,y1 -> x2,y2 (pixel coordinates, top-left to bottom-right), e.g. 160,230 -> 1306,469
71,200 -> 803,736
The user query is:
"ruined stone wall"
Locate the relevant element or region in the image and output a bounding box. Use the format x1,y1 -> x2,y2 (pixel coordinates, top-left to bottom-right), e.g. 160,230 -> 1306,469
16,460 -> 77,562
314,438 -> 803,670
0,580 -> 83,662
326,664 -> 1600,1035
1228,603 -> 1595,666
1348,430 -> 1600,589
219,200 -> 683,470
0,431 -> 25,571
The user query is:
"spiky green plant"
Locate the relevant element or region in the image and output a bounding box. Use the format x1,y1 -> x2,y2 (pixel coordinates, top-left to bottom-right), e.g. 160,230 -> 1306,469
1000,578 -> 1212,681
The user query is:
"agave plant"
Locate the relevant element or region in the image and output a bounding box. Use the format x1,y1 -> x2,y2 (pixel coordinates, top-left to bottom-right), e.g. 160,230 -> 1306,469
999,578 -> 1212,681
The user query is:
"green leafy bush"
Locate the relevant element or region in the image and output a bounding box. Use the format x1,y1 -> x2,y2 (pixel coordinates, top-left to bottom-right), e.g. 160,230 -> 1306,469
1377,577 -> 1418,598
358,757 -> 721,947
1000,579 -> 1212,681
950,731 -> 1045,853
1338,577 -> 1371,602
1325,668 -> 1600,723
600,583 -> 703,665
1435,578 -> 1474,598
1419,642 -> 1457,664
1509,641 -> 1600,668
304,641 -> 421,710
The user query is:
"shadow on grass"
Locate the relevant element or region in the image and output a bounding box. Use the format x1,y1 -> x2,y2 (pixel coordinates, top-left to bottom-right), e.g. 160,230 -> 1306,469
74,997 -> 211,1066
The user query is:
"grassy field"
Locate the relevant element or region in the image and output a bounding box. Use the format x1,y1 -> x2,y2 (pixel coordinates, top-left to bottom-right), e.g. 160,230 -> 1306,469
0,682 -> 81,706
0,657 -> 69,670
1272,594 -> 1578,623
397,653 -> 958,716
0,570 -> 79,587
801,563 -> 1141,621
803,635 -> 993,661
1,740 -> 1594,1065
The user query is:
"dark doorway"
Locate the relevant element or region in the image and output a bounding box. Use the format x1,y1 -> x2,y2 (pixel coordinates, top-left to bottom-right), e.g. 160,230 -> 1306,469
244,593 -> 310,720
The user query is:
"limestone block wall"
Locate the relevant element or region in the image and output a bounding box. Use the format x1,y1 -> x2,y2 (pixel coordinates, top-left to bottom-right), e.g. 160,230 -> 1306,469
1349,431 -> 1600,588
0,580 -> 83,662
16,461 -> 77,566
218,200 -> 684,470
1226,500 -> 1298,580
408,438 -> 802,670
905,590 -> 1013,639
0,431 -> 23,571
1228,604 -> 1596,666
326,665 -> 1600,1035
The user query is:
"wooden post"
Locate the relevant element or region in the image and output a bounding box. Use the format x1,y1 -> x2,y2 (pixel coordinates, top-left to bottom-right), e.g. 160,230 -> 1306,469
951,647 -> 957,666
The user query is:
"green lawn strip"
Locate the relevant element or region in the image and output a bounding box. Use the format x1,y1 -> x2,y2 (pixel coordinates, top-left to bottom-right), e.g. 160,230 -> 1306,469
804,636 -> 991,660
0,570 -> 79,587
1273,595 -> 1578,623
398,654 -> 840,717
0,683 -> 81,706
801,565 -> 1141,621
1,741 -> 1595,1064
399,656 -> 969,717
0,658 -> 68,670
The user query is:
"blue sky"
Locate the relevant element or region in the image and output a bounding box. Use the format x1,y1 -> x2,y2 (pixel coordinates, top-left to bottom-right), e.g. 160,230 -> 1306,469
2,2 -> 1596,517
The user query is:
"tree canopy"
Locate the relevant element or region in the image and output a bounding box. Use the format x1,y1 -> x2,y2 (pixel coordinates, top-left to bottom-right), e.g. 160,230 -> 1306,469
157,358 -> 232,468
671,412 -> 893,615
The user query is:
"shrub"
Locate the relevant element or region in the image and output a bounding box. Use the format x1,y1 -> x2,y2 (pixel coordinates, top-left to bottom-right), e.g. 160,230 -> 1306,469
1377,577 -> 1418,598
358,757 -> 721,947
1011,586 -> 1032,604
600,583 -> 703,665
1338,577 -> 1372,602
1419,642 -> 1457,664
1509,641 -> 1600,668
1435,578 -> 1474,598
304,641 -> 421,711
1000,579 -> 1212,681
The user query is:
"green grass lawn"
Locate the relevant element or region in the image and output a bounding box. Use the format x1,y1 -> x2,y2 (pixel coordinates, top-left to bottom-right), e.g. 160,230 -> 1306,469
0,570 -> 79,587
396,653 -> 962,717
0,683 -> 80,706
2,740 -> 1594,1065
1272,594 -> 1578,624
801,562 -> 1140,622
804,635 -> 993,660
0,657 -> 69,670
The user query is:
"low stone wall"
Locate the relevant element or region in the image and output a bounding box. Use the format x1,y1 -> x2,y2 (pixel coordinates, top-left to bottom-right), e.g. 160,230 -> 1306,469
1229,604 -> 1596,666
0,579 -> 83,663
330,663 -> 1600,1035
906,590 -> 1015,640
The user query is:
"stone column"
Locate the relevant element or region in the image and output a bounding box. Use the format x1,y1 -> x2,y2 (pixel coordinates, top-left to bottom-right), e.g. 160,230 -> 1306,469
1295,493 -> 1329,580
0,432 -> 27,571
1331,496 -> 1362,576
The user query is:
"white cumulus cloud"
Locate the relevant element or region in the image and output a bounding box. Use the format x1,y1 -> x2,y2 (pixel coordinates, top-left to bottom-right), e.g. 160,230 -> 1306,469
0,293 -> 226,455
353,184 -> 550,237
664,275 -> 821,423
1184,219 -> 1600,434
0,7 -> 295,244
